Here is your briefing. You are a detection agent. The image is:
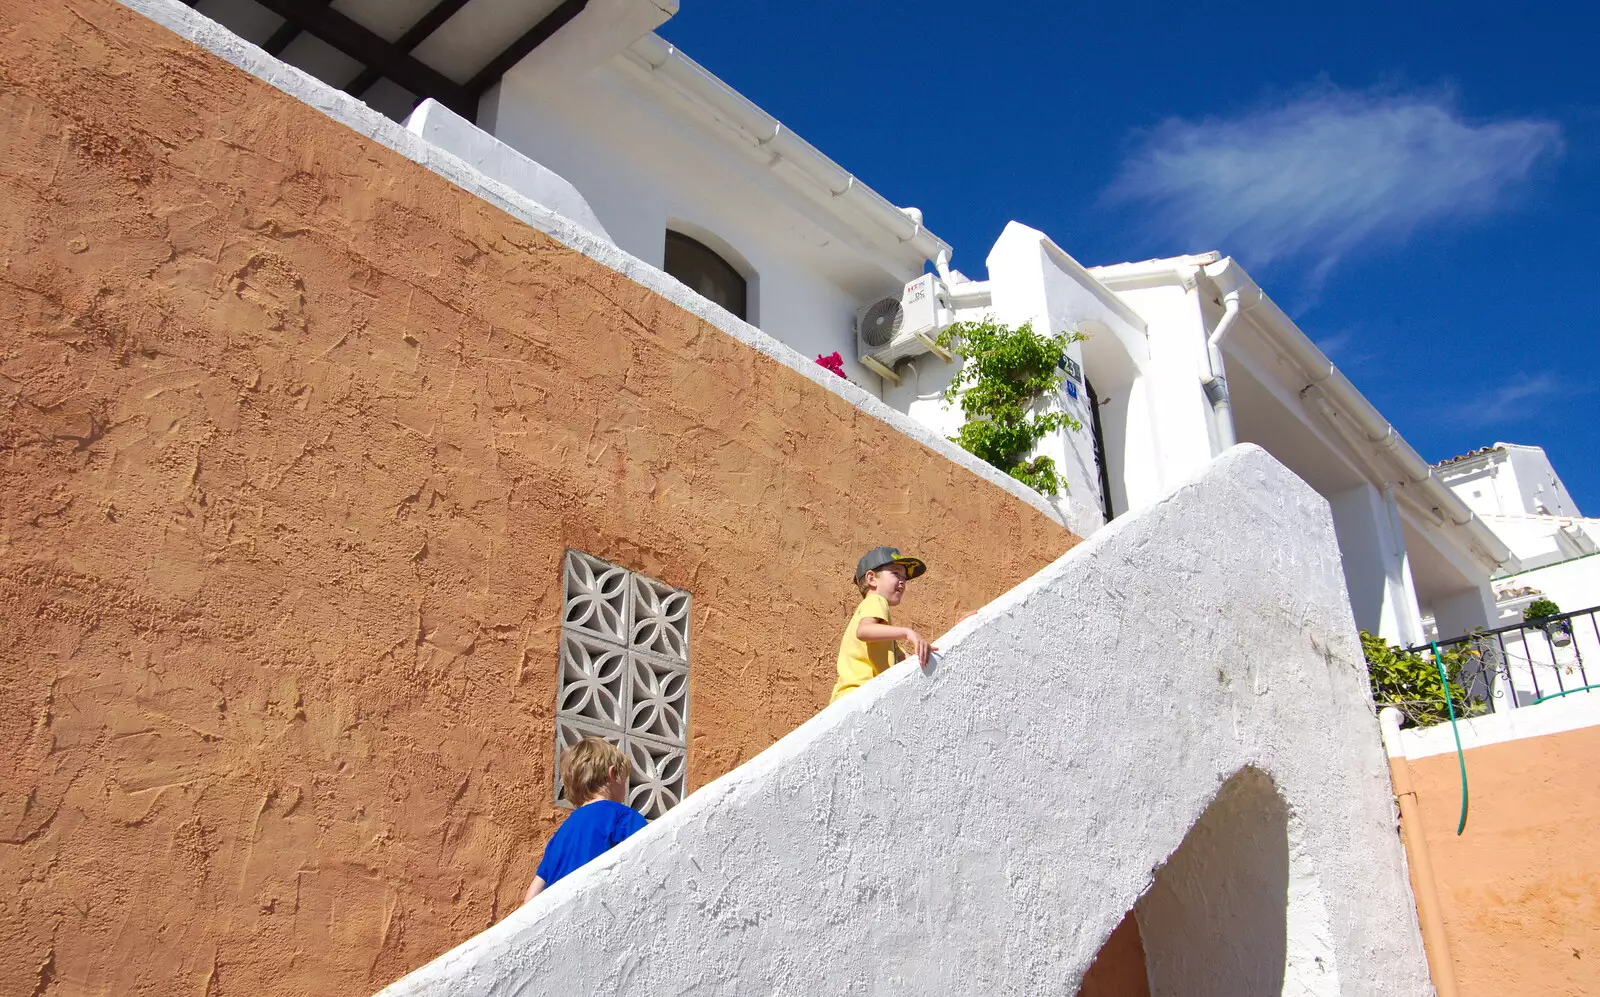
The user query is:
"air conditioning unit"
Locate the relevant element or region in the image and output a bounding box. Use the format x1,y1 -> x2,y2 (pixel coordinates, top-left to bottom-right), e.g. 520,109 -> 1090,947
855,274 -> 955,384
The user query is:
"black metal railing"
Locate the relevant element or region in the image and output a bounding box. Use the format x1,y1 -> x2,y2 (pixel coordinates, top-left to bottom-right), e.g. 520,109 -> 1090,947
1410,605 -> 1600,714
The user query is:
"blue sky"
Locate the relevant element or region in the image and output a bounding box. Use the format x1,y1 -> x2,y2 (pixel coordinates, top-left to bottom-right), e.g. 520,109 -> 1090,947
659,1 -> 1599,510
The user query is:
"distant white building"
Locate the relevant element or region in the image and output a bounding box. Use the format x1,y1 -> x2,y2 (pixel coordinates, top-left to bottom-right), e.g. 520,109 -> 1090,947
1436,443 -> 1600,625
188,0 -> 1521,647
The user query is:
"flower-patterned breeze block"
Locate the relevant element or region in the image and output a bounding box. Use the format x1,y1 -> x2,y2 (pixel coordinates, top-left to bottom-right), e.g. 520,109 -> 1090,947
555,550 -> 691,817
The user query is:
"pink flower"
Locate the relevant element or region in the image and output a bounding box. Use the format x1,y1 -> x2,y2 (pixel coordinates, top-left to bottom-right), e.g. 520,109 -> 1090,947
816,351 -> 847,378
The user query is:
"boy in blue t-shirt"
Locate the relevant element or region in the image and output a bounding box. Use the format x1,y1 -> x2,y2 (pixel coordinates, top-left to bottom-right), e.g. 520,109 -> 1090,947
522,737 -> 648,904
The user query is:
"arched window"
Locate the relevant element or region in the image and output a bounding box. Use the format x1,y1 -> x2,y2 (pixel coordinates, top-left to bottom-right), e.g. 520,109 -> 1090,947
664,231 -> 747,321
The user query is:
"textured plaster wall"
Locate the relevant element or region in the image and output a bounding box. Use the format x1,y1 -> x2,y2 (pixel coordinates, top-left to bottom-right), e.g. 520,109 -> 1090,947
1136,768 -> 1294,995
0,2 -> 1078,994
104,0 -> 1068,532
1407,720 -> 1600,996
377,445 -> 1433,997
1137,768 -> 1342,996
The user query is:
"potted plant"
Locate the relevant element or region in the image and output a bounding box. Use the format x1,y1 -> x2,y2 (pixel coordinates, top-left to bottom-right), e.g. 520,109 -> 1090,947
1525,596 -> 1573,648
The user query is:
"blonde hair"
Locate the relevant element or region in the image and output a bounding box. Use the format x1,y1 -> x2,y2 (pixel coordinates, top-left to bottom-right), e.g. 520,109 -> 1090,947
560,736 -> 630,805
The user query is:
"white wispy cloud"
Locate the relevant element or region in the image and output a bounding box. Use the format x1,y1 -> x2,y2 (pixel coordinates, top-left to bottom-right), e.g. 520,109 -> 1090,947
1105,87 -> 1563,282
1444,372 -> 1562,427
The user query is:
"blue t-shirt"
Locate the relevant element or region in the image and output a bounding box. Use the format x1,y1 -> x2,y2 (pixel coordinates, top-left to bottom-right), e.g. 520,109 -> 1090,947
536,800 -> 648,887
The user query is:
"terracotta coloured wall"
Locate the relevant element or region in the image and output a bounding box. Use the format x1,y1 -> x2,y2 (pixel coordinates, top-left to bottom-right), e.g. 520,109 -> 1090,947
0,3 -> 1077,995
1406,724 -> 1600,996
1079,913 -> 1151,997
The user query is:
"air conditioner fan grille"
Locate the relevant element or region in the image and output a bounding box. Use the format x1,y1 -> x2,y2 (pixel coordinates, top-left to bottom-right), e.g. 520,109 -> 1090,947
860,298 -> 904,350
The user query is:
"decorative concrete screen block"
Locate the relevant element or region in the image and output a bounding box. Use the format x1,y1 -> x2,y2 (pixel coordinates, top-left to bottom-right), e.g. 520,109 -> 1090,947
378,445 -> 1436,997
557,551 -> 690,816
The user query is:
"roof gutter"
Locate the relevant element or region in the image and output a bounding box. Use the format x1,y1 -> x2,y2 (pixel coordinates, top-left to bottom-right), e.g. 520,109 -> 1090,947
624,34 -> 951,268
1198,258 -> 1515,575
1087,252 -> 1223,289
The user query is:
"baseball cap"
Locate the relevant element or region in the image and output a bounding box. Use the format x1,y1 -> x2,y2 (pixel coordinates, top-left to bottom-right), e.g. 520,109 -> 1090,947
854,546 -> 928,583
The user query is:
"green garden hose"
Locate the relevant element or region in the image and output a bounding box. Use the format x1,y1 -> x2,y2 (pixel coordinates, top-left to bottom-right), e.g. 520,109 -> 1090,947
1532,683 -> 1600,704
1432,640 -> 1469,835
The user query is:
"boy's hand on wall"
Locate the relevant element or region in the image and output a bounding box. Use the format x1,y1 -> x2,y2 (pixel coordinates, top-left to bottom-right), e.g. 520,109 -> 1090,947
901,629 -> 931,668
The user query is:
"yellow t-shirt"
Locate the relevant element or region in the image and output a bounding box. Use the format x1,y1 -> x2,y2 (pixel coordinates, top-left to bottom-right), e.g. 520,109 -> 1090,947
830,593 -> 901,703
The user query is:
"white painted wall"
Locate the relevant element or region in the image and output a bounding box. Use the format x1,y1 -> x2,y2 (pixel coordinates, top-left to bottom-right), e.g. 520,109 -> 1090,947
1094,258 -> 1483,649
375,446 -> 1432,997
1107,278 -> 1220,482
1478,513 -> 1598,570
483,55 -> 920,388
403,100 -> 613,244
1441,448 -> 1600,636
1442,451 -> 1515,517
1384,694 -> 1600,760
1505,443 -> 1581,516
1327,483 -> 1425,645
882,223 -> 1174,538
1501,553 -> 1600,616
988,225 -> 1165,528
887,222 -> 1172,537
1430,583 -> 1500,646
1137,769 -> 1342,997
1442,443 -> 1583,519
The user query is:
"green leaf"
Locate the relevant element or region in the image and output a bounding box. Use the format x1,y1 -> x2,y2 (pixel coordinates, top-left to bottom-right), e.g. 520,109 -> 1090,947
935,319 -> 1085,497
1359,630 -> 1488,728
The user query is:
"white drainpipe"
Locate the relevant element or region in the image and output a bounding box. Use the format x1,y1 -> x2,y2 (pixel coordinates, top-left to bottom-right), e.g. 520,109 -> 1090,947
1199,258 -> 1266,454
1201,291 -> 1244,451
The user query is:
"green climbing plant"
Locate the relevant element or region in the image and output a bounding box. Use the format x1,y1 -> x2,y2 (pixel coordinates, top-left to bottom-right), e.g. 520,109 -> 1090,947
1360,630 -> 1488,728
934,318 -> 1087,496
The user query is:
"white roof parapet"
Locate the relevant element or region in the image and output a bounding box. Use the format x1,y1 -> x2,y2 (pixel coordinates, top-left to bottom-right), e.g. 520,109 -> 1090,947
1089,252 -> 1223,290
622,33 -> 951,270
1035,233 -> 1150,337
1091,254 -> 1516,576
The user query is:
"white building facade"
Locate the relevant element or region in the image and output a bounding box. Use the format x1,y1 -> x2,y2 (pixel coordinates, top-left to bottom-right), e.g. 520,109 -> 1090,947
1428,445 -> 1600,709
1437,444 -> 1599,576
183,0 -> 1517,647
1435,442 -> 1600,625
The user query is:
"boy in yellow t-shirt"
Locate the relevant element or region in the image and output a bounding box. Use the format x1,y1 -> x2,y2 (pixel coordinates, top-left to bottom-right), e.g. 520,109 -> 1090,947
830,546 -> 931,703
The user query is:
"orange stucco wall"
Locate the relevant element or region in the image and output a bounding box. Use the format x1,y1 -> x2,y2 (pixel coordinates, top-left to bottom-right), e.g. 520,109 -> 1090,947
1407,723 -> 1600,996
1079,912 -> 1151,997
0,3 -> 1078,994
